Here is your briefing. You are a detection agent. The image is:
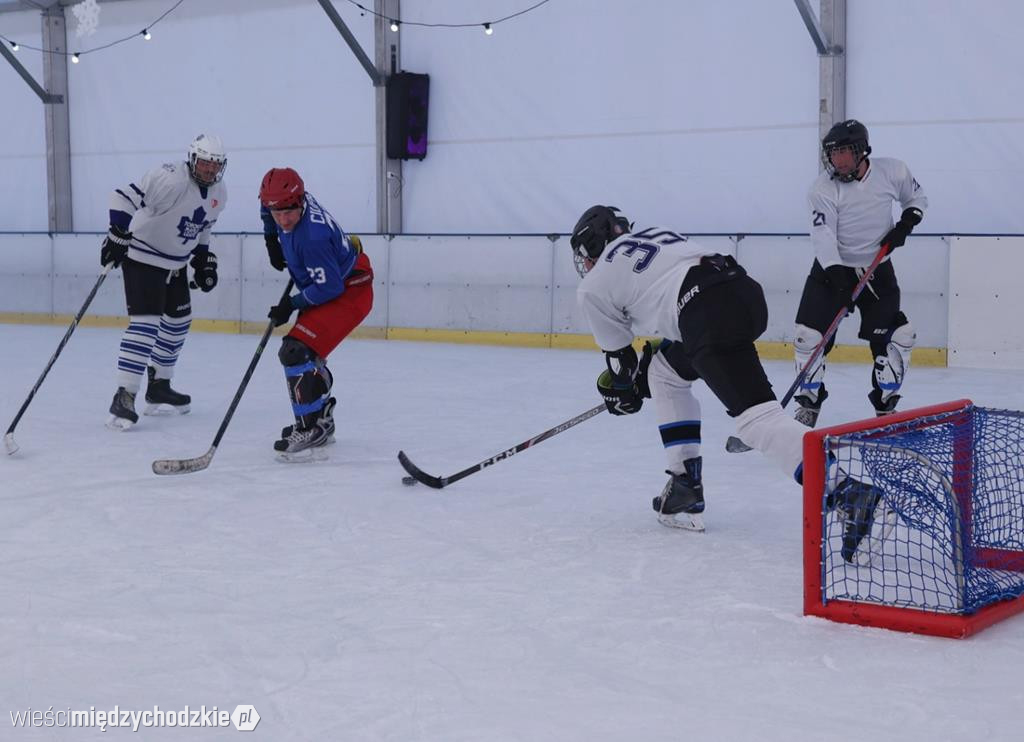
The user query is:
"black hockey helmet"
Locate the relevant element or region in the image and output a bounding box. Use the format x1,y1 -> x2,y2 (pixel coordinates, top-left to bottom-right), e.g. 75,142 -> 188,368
570,205 -> 631,275
821,119 -> 871,182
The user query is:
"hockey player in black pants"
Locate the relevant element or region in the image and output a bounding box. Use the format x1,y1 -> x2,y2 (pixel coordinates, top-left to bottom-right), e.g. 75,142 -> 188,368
793,120 -> 927,427
103,134 -> 228,429
571,204 -> 884,561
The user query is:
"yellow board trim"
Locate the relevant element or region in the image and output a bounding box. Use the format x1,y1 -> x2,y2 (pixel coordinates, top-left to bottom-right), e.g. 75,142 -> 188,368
0,313 -> 947,366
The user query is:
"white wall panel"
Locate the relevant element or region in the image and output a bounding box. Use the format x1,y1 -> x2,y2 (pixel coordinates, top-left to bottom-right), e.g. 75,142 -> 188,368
52,234 -> 123,316
948,236 -> 1024,369
389,236 -> 552,332
0,234 -> 52,313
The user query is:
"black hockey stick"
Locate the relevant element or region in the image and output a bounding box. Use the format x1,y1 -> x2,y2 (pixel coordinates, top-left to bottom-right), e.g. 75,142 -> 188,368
398,403 -> 607,489
152,280 -> 294,475
5,264 -> 113,455
725,242 -> 893,453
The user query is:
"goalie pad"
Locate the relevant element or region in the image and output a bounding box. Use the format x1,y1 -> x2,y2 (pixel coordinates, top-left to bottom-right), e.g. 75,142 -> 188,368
872,321 -> 916,404
793,324 -> 826,404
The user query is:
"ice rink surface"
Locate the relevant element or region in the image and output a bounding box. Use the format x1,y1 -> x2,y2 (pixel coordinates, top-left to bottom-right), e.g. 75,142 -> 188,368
3,324 -> 1024,740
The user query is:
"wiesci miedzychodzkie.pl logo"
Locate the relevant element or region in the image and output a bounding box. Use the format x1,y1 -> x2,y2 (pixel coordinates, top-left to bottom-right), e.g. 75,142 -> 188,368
177,206 -> 209,244
8,704 -> 260,732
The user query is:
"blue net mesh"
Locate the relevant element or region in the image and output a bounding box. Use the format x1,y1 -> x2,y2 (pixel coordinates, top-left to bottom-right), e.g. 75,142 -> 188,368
822,405 -> 1024,615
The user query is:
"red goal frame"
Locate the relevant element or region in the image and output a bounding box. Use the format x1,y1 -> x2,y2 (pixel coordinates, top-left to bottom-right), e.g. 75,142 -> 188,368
802,399 -> 1024,638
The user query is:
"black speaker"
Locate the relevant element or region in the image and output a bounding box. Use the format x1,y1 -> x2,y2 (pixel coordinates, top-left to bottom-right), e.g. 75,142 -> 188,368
386,72 -> 430,161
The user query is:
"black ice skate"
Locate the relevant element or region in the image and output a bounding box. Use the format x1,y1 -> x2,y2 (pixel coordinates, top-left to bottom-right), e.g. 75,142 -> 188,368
827,476 -> 896,564
794,386 -> 829,428
144,367 -> 191,415
652,457 -> 705,532
107,387 -> 139,431
281,397 -> 336,440
273,419 -> 332,463
869,389 -> 900,417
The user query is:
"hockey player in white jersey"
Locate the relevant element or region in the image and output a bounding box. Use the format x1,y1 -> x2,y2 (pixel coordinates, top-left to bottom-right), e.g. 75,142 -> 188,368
101,134 -> 228,429
793,120 -> 927,427
571,205 -> 885,562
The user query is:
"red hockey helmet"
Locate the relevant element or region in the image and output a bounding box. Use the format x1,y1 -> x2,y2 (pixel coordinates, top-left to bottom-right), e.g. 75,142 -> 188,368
259,167 -> 305,209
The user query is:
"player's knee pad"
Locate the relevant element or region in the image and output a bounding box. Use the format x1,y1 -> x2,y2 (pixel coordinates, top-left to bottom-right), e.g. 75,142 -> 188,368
279,338 -> 329,422
793,324 -> 826,399
872,319 -> 915,401
278,336 -> 316,366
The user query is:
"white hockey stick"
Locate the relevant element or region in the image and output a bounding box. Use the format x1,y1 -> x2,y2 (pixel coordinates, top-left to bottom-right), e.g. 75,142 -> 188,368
152,280 -> 293,475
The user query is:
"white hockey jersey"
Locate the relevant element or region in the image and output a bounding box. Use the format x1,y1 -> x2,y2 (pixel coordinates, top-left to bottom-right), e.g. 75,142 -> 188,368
808,157 -> 927,269
110,161 -> 228,270
577,227 -> 714,351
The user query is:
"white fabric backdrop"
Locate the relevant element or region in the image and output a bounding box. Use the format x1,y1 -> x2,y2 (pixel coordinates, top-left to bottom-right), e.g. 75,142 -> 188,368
1,1 -> 1023,233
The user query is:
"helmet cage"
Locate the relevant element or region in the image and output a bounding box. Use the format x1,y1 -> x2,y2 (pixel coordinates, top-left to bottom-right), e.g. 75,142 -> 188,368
821,120 -> 870,183
570,205 -> 631,277
187,134 -> 227,187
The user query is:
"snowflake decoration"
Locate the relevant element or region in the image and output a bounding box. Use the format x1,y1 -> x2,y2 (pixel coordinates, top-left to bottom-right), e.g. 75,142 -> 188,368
71,0 -> 101,38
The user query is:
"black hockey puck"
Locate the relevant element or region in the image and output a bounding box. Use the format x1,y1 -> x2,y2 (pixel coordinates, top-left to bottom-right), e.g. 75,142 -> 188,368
402,476 -> 417,486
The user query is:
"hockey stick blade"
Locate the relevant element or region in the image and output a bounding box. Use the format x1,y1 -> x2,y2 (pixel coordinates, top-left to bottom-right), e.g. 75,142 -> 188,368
152,447 -> 215,476
4,432 -> 18,455
397,450 -> 446,489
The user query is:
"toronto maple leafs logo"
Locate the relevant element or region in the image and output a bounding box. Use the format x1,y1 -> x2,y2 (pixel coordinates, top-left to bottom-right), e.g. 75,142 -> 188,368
177,206 -> 209,244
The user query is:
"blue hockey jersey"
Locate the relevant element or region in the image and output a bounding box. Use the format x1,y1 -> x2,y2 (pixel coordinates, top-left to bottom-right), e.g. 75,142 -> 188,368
262,194 -> 358,308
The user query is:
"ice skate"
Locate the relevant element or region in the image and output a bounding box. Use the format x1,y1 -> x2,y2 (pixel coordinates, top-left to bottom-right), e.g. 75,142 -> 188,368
869,389 -> 900,418
144,367 -> 191,415
794,386 -> 828,428
274,419 -> 332,463
280,397 -> 336,440
652,458 -> 705,532
827,476 -> 897,565
107,387 -> 138,431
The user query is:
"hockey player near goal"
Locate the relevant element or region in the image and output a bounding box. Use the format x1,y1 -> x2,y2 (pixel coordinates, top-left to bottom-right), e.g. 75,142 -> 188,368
103,134 -> 228,429
259,168 -> 373,459
571,205 -> 883,561
793,119 -> 928,427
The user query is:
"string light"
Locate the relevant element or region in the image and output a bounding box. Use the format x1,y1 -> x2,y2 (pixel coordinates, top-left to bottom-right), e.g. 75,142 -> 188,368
0,0 -> 182,61
344,0 -> 551,32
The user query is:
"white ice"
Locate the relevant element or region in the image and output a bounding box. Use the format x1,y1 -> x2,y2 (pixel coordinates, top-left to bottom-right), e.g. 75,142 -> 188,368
3,324 -> 1024,741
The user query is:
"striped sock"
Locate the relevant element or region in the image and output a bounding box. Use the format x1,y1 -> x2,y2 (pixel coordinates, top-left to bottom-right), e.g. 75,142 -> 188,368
149,314 -> 192,380
116,315 -> 160,392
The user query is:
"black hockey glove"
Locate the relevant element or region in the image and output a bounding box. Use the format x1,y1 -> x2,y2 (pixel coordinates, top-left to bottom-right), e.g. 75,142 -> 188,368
880,207 -> 924,252
100,225 -> 131,268
824,264 -> 858,312
265,232 -> 286,271
268,295 -> 296,327
596,342 -> 654,416
190,248 -> 218,292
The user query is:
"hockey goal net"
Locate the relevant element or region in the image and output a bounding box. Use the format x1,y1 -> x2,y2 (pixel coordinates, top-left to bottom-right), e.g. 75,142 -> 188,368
803,399 -> 1024,638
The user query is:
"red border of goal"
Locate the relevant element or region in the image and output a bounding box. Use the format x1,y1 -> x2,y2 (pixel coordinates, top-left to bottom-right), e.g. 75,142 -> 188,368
802,399 -> 1024,638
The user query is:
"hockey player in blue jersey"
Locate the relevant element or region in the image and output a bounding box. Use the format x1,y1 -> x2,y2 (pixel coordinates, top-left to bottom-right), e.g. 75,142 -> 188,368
259,167 -> 373,460
102,134 -> 228,429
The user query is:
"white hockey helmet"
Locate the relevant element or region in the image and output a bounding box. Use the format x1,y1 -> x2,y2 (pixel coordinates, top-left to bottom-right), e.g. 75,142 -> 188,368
187,133 -> 227,187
